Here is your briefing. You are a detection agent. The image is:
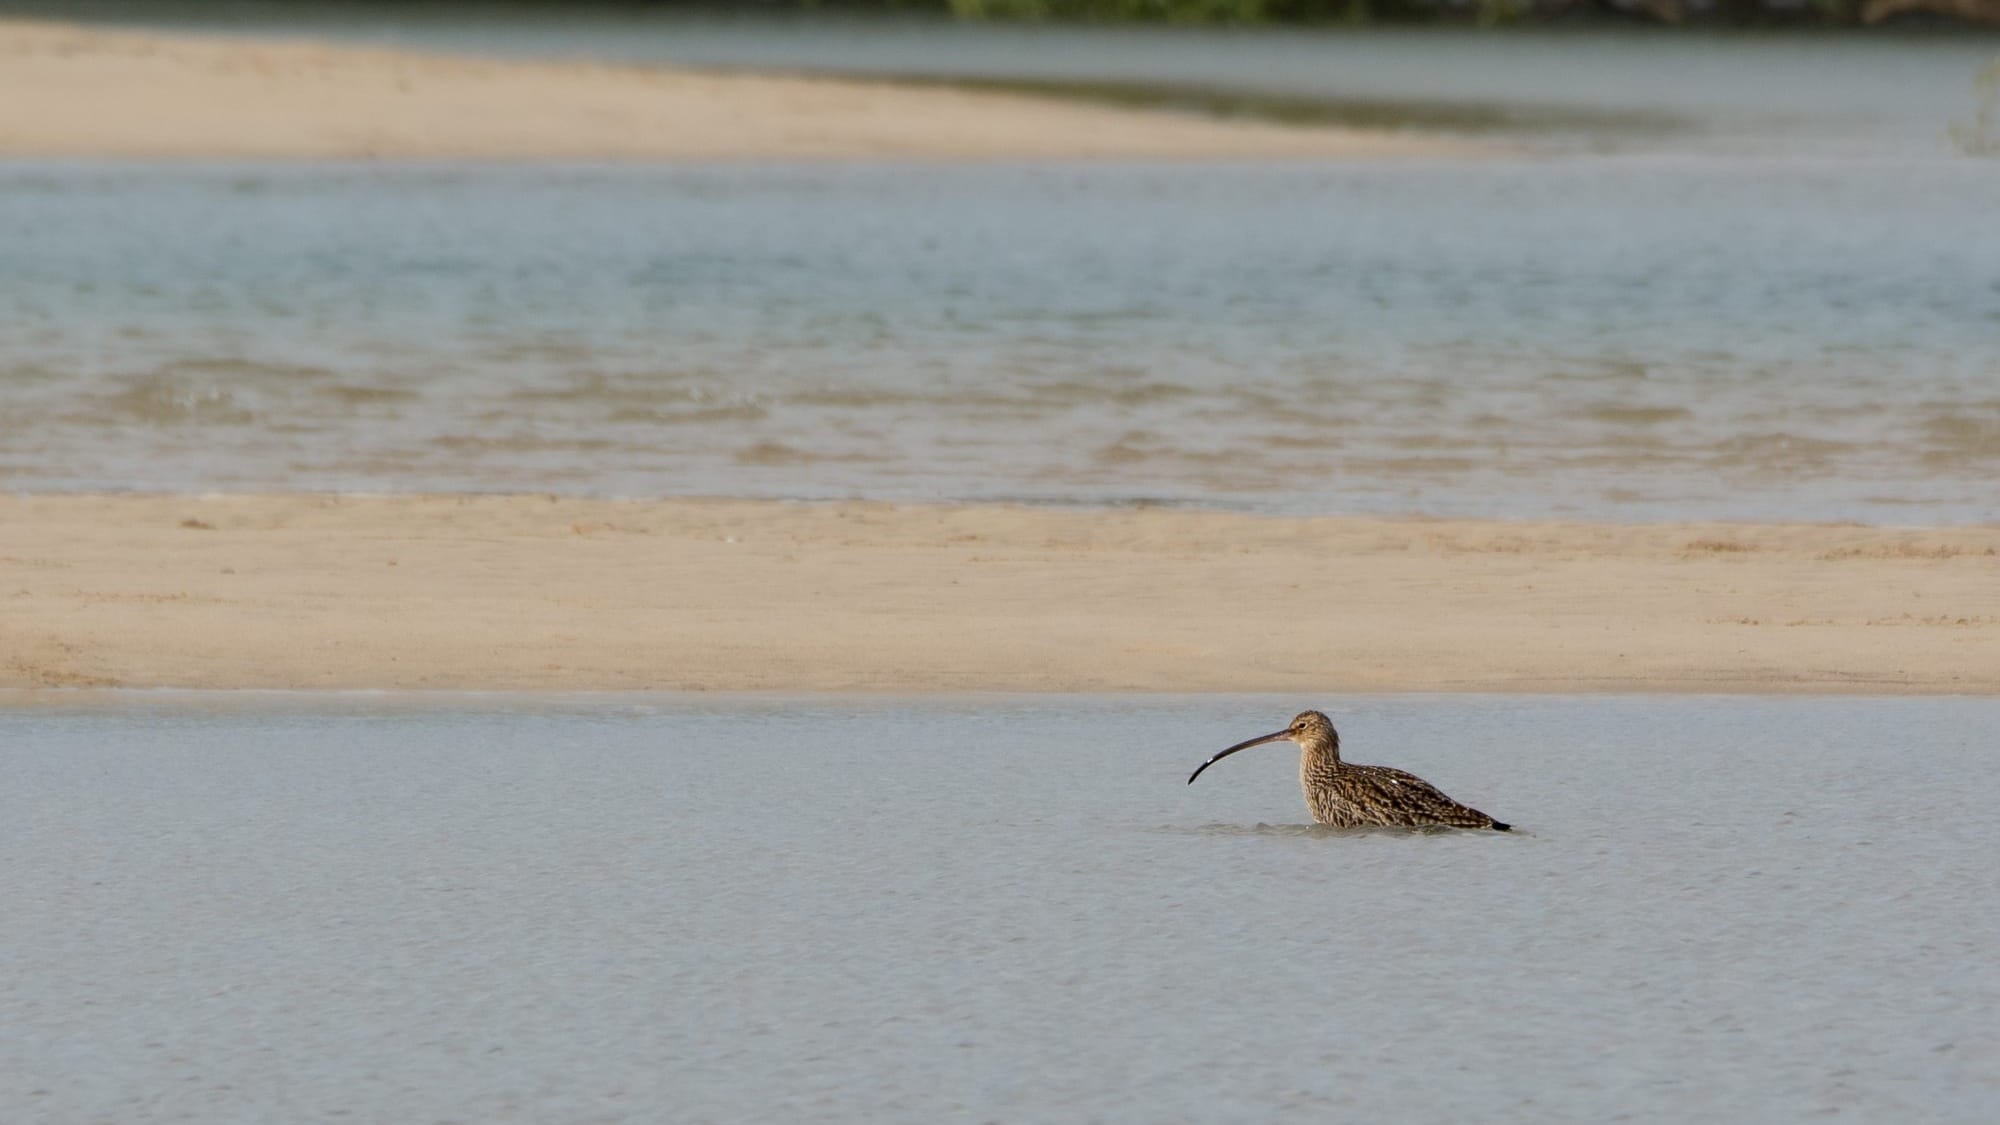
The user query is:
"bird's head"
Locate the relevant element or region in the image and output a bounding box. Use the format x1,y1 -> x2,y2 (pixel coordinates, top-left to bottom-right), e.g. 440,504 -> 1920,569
1186,709 -> 1339,785
1285,710 -> 1336,748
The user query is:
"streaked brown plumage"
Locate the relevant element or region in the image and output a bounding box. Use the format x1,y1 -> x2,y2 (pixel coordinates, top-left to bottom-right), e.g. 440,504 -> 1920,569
1188,710 -> 1510,831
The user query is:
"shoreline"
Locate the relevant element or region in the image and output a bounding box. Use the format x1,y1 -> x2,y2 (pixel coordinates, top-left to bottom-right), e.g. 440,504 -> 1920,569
4,493 -> 1995,698
0,20 -> 1484,161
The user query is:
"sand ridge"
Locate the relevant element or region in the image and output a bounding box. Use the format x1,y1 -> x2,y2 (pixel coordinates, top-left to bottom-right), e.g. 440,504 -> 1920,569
3,493 -> 1996,697
0,20 -> 1480,160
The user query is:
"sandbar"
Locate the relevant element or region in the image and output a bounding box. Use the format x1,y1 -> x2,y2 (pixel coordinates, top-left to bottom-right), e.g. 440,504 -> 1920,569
3,493 -> 1995,697
0,20 -> 1475,161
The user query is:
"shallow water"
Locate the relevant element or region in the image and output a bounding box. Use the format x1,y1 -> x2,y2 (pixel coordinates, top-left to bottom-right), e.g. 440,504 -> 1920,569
6,17 -> 1998,520
5,694 -> 1998,1121
5,159 -> 1998,521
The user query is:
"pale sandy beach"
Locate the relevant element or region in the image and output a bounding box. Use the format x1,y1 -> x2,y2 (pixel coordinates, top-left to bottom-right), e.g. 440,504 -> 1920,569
10,16 -> 2000,1125
3,21 -> 1990,701
3,494 -> 1995,696
0,20 -> 1473,160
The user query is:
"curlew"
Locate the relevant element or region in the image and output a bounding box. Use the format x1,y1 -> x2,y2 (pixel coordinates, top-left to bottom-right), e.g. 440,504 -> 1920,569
1188,710 -> 1510,831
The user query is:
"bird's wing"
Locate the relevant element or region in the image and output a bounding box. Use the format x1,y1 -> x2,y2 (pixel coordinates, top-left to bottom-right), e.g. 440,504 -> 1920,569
1355,765 -> 1493,827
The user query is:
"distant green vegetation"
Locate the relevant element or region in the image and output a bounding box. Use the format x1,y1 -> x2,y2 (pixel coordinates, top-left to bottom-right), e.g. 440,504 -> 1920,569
804,0 -> 1993,27
945,0 -> 1461,24
20,0 -> 1996,29
950,0 -> 1548,24
925,0 -> 1948,24
946,1 -> 1334,21
942,0 -> 1534,22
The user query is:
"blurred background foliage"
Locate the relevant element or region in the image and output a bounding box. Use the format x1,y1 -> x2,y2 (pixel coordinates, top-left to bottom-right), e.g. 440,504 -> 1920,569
11,0 -> 2000,26
722,0 -> 1976,27
738,0 -> 1988,25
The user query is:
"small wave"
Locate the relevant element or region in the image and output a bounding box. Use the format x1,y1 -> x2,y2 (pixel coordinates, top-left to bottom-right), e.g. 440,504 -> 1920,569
1028,380 -> 1199,407
89,374 -> 254,426
431,434 -> 621,454
1538,359 -> 1653,383
1916,410 -> 2000,469
504,373 -> 711,406
477,341 -> 600,366
0,362 -> 63,383
321,384 -> 420,405
787,388 -> 931,409
1343,456 -> 1479,475
609,404 -> 768,425
1706,432 -> 1862,473
1575,404 -> 1693,426
152,358 -> 336,383
1094,436 -> 1251,469
732,441 -> 885,466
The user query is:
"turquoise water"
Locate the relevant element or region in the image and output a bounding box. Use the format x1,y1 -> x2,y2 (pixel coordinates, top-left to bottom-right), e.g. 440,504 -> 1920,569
5,694 -> 1998,1121
5,159 -> 1997,520
4,18 -> 1997,520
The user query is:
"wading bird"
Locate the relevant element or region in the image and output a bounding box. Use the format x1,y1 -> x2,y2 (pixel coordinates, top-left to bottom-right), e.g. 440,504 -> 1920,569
1188,710 -> 1510,831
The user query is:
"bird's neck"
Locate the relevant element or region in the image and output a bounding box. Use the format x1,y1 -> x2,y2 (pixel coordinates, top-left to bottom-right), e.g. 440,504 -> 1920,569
1300,732 -> 1342,770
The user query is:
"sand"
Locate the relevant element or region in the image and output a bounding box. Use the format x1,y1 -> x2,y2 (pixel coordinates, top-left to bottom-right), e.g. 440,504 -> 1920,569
3,493 -> 1996,697
0,20 -> 1474,161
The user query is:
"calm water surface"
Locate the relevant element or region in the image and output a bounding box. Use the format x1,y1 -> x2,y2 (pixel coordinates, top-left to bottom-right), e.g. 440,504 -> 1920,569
5,695 -> 1997,1121
5,159 -> 1997,521
4,19 -> 1997,519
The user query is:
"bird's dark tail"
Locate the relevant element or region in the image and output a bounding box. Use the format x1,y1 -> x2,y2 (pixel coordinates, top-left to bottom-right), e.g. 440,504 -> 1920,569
1491,821 -> 1513,832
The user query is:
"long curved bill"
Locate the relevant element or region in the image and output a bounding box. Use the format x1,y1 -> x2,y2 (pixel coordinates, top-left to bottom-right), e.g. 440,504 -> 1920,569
1187,730 -> 1292,785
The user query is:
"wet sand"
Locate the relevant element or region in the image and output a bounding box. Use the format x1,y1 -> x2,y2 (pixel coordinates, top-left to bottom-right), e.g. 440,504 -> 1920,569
0,20 -> 1473,160
3,494 -> 1995,696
